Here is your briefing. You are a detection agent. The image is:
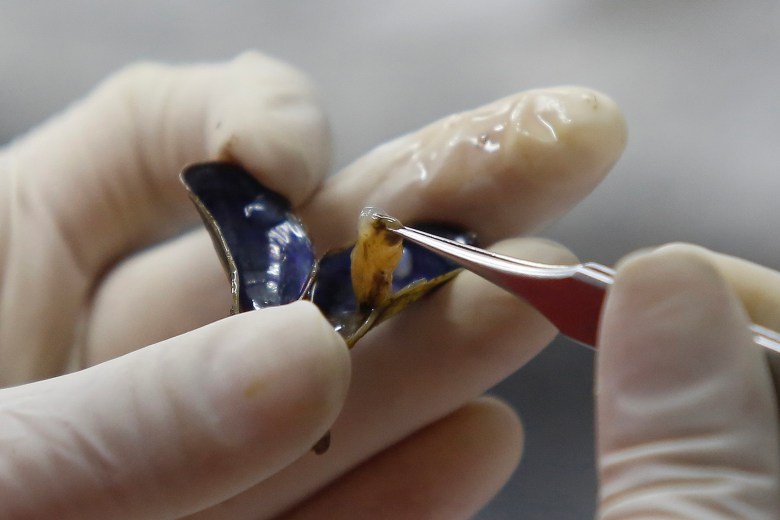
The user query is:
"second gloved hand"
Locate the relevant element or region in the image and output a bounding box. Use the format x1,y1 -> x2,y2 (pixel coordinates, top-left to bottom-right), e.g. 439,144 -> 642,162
596,245 -> 780,518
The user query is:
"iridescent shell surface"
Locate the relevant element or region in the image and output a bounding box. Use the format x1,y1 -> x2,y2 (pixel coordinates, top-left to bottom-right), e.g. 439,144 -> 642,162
181,161 -> 477,347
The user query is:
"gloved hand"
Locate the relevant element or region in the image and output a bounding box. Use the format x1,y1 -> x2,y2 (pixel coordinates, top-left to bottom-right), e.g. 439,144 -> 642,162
597,244 -> 780,518
0,52 -> 626,518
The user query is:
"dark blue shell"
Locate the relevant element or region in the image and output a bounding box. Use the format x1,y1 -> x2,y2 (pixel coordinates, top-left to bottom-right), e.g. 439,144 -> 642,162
181,161 -> 476,341
182,162 -> 316,313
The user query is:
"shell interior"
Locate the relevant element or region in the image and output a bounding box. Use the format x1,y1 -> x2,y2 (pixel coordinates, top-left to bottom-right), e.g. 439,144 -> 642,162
181,161 -> 477,347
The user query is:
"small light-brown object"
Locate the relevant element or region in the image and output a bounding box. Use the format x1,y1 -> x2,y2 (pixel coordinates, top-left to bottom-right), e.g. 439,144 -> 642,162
350,208 -> 404,312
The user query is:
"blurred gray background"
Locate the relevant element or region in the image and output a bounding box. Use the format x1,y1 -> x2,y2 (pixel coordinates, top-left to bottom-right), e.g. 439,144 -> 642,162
2,1 -> 779,518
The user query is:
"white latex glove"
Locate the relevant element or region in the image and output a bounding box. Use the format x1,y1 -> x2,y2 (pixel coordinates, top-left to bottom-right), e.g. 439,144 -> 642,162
597,244 -> 780,518
0,52 -> 626,518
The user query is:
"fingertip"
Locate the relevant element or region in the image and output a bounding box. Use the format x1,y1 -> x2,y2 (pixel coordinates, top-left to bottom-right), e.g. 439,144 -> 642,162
498,86 -> 627,227
426,396 -> 525,500
203,301 -> 351,452
509,86 -> 627,174
611,242 -> 725,302
466,396 -> 525,470
206,51 -> 331,206
597,240 -> 771,442
278,397 -> 524,520
599,242 -> 745,413
604,242 -> 735,364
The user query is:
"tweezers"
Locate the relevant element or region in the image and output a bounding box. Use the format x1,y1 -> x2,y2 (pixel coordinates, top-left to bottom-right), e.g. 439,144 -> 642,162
389,225 -> 780,355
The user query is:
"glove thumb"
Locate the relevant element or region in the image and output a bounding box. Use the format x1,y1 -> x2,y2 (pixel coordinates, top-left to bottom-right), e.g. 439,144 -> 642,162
596,248 -> 780,518
0,301 -> 349,519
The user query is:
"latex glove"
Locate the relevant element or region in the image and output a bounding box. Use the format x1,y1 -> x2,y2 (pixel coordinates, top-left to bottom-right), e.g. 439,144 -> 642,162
597,244 -> 780,518
0,52 -> 626,518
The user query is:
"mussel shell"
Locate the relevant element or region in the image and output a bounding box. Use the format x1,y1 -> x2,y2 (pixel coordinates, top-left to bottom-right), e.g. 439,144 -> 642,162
181,161 -> 476,347
181,162 -> 316,314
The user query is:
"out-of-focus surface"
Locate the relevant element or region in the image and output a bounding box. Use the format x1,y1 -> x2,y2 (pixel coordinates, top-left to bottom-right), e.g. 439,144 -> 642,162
2,1 -> 778,517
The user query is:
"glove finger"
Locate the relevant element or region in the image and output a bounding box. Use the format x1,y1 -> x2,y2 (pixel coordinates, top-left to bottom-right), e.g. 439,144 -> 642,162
301,85 -> 626,252
596,247 -> 780,518
81,228 -> 229,365
0,52 -> 329,383
7,51 -> 329,276
83,87 -> 624,364
185,237 -> 573,519
645,244 -> 780,330
651,243 -> 780,390
275,397 -> 522,520
0,302 -> 349,520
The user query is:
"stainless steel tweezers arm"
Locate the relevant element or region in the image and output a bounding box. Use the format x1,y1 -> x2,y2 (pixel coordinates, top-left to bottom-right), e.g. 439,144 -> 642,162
390,225 -> 780,354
